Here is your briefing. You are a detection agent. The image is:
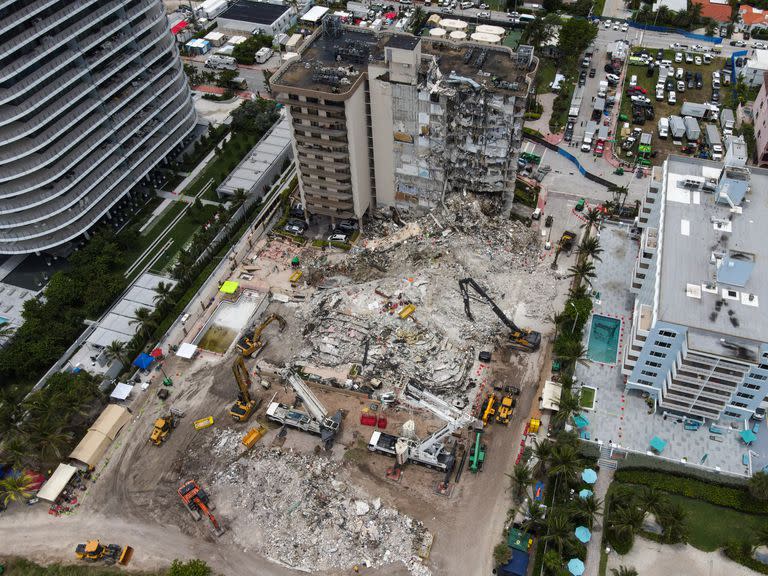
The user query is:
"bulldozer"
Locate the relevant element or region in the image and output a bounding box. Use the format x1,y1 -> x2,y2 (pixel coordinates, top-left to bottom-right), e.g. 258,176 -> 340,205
496,396 -> 515,425
178,479 -> 226,537
237,313 -> 286,357
75,540 -> 133,565
230,356 -> 260,422
149,414 -> 177,446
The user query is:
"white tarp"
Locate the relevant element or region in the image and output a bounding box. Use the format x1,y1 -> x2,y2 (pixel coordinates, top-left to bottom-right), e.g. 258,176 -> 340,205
37,463 -> 78,502
177,343 -> 198,359
110,382 -> 133,401
540,380 -> 563,412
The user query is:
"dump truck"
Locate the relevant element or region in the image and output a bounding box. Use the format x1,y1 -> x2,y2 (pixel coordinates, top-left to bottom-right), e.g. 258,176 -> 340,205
149,414 -> 177,446
75,541 -> 133,565
496,396 -> 514,425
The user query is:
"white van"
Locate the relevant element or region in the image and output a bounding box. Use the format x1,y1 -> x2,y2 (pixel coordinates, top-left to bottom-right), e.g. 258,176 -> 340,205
629,74 -> 637,88
668,91 -> 676,104
460,1 -> 473,7
676,67 -> 684,79
255,47 -> 273,64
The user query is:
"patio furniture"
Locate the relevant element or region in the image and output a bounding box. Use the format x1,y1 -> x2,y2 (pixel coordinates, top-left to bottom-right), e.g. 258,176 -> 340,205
684,423 -> 699,431
743,454 -> 750,466
649,436 -> 667,454
573,414 -> 590,429
753,422 -> 761,435
579,430 -> 591,440
708,425 -> 723,435
741,429 -> 757,445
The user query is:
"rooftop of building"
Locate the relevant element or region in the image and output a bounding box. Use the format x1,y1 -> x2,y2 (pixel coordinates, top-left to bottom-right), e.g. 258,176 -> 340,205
219,0 -> 290,25
658,156 -> 768,354
270,24 -> 534,97
692,0 -> 732,23
740,4 -> 768,26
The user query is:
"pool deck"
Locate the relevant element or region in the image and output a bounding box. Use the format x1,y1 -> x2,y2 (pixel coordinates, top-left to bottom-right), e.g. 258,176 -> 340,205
574,224 -> 750,477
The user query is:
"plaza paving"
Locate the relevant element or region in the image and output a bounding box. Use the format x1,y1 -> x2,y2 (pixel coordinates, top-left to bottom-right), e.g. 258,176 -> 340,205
574,224 -> 750,478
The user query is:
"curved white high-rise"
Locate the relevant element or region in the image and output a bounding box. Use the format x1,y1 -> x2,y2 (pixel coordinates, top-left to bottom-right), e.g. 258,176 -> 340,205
0,0 -> 197,254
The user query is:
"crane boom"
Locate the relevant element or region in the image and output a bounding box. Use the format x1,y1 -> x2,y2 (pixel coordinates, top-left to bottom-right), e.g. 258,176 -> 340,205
458,277 -> 541,352
404,382 -> 464,423
286,372 -> 339,432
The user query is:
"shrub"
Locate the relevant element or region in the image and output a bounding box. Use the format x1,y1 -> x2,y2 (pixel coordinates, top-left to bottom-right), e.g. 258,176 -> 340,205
724,540 -> 768,575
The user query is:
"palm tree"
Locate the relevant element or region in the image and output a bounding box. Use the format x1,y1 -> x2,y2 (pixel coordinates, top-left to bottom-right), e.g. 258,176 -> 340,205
0,473 -> 34,507
153,281 -> 174,305
568,284 -> 589,300
22,418 -> 73,465
545,311 -> 566,341
749,471 -> 768,502
521,500 -> 547,535
554,340 -> 590,370
610,567 -> 639,576
541,509 -> 576,555
552,388 -> 582,429
532,439 -> 553,477
567,260 -> 597,287
548,442 -> 583,485
657,502 -> 688,544
609,185 -> 629,217
751,523 -> 768,554
0,434 -> 30,470
581,207 -> 602,232
507,463 -> 533,503
104,340 -> 128,368
542,549 -> 564,576
574,495 -> 603,529
607,504 -> 645,546
637,486 -> 668,519
577,237 -> 603,263
129,307 -> 156,339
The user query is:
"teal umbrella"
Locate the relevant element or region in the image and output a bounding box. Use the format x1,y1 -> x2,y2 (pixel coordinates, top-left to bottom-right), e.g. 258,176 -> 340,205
650,435 -> 667,453
568,558 -> 585,576
573,414 -> 590,429
741,429 -> 757,444
578,489 -> 593,500
581,468 -> 598,484
575,526 -> 591,543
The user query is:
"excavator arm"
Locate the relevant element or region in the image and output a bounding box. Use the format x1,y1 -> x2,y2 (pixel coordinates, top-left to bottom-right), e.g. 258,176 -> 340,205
233,356 -> 252,404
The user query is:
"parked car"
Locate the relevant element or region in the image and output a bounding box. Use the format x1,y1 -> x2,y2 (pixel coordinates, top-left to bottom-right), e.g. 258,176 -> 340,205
730,39 -> 747,47
685,52 -> 693,64
675,52 -> 683,63
604,63 -> 617,74
656,88 -> 665,101
604,19 -> 612,28
665,78 -> 674,91
754,42 -> 767,50
478,10 -> 490,17
712,88 -> 720,102
336,219 -> 358,233
606,73 -> 620,84
328,233 -> 349,242
668,91 -> 676,104
695,72 -> 703,89
694,56 -> 702,65
564,120 -> 575,142
631,94 -> 651,104
621,22 -> 628,31
676,67 -> 684,79
677,80 -> 685,92
613,23 -> 620,30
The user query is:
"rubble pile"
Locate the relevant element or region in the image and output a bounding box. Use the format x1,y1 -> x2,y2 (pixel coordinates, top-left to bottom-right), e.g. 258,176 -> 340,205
211,448 -> 432,574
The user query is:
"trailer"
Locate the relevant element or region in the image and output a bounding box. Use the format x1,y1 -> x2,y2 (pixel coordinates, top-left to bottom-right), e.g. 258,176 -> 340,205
581,120 -> 597,152
720,108 -> 735,135
669,115 -> 686,139
684,116 -> 701,141
704,124 -> 723,160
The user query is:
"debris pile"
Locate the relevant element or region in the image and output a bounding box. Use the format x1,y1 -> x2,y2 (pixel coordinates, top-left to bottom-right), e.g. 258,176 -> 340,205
210,446 -> 432,574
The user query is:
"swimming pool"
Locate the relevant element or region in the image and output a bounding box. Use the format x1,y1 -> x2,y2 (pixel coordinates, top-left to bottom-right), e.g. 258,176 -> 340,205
195,292 -> 261,353
587,314 -> 621,364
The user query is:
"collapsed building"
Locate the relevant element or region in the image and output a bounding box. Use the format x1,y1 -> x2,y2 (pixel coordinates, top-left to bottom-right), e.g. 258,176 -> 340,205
270,18 -> 537,222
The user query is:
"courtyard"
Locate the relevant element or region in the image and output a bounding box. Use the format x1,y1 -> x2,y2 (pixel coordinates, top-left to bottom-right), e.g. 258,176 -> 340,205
573,224 -> 750,477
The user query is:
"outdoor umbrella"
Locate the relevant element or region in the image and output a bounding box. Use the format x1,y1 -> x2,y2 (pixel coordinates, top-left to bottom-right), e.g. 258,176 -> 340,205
150,347 -> 164,359
133,352 -> 154,370
578,489 -> 594,500
567,558 -> 585,576
650,435 -> 667,453
575,526 -> 591,543
573,414 -> 590,429
581,468 -> 598,484
741,429 -> 757,445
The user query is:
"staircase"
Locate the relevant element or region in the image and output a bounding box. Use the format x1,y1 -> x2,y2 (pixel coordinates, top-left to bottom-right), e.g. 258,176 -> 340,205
598,444 -> 618,470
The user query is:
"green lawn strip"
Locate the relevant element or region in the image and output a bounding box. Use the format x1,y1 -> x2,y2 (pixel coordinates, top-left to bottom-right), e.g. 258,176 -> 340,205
579,386 -> 595,409
536,58 -> 558,93
0,557 -> 161,576
184,131 -> 259,202
665,494 -> 766,551
594,0 -> 606,16
149,208 -> 217,275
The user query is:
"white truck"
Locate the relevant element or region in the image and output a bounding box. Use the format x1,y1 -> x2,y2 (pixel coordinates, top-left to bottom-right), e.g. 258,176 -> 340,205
657,117 -> 669,139
204,55 -> 237,70
581,120 -> 597,153
255,47 -> 273,64
705,123 -> 723,160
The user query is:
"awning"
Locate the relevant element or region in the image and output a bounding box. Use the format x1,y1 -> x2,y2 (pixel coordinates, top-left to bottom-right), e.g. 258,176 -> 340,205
741,429 -> 757,444
133,352 -> 154,370
37,463 -> 78,502
150,347 -> 164,358
171,20 -> 189,35
540,380 -> 562,411
650,435 -> 667,453
507,527 -> 533,552
220,280 -> 239,294
177,343 -> 198,359
110,382 -> 133,401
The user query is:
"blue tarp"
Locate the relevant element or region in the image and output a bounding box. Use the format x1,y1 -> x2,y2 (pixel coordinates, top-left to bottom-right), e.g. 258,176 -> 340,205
133,352 -> 154,370
499,548 -> 530,576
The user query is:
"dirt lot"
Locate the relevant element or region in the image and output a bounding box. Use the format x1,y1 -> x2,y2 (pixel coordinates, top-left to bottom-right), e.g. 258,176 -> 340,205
1,201 -> 566,576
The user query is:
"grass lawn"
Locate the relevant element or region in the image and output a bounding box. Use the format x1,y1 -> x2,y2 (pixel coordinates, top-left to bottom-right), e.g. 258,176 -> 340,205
579,386 -> 596,409
0,558 -> 160,576
617,50 -> 729,166
594,0 -> 606,16
149,205 -> 218,274
536,58 -> 558,93
665,494 -> 767,551
503,29 -> 522,49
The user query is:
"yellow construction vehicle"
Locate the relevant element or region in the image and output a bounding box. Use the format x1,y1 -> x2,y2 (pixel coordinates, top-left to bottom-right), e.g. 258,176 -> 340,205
230,356 -> 259,422
149,414 -> 177,446
242,424 -> 267,448
237,313 -> 286,357
75,540 -> 133,565
496,396 -> 515,425
482,394 -> 497,426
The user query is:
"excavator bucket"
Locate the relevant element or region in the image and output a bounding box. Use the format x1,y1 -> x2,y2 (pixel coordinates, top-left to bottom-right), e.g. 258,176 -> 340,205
118,546 -> 134,565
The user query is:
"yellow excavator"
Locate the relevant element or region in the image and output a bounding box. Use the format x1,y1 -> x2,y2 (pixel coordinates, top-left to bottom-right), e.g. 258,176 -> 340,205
230,356 -> 259,422
75,540 -> 133,565
237,313 -> 286,357
149,414 -> 177,446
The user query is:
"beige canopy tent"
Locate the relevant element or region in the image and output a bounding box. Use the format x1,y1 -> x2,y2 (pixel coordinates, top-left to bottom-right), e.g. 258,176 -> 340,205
540,380 -> 563,412
69,404 -> 131,470
37,463 -> 78,502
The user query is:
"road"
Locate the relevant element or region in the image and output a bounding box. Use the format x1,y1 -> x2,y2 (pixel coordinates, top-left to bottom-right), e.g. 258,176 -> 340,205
182,56 -> 269,95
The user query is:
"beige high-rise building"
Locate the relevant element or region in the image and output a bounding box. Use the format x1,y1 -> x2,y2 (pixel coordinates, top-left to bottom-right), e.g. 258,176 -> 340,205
270,20 -> 536,222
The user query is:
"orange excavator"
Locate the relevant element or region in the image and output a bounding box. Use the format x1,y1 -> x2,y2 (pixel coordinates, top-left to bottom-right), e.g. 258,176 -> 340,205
177,480 -> 226,537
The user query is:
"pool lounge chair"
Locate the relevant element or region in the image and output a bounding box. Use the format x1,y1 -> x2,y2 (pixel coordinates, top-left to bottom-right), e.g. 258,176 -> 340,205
709,425 -> 723,434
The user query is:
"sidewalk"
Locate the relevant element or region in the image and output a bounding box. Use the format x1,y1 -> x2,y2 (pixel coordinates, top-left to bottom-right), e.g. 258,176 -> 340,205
584,466 -> 615,576
156,190 -> 220,206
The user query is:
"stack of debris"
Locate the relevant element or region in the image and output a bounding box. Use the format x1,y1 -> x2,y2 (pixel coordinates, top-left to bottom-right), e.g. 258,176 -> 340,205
209,443 -> 432,575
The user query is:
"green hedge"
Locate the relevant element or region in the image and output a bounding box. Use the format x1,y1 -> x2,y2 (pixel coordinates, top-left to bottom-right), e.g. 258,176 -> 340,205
724,541 -> 768,575
615,469 -> 768,515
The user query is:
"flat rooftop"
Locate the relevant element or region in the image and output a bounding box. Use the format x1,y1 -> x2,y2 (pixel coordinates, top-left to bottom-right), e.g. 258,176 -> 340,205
658,156 -> 768,352
219,1 -> 289,25
271,27 -> 531,96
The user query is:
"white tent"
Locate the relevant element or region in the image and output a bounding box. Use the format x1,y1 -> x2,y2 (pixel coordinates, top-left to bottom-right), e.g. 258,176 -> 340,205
110,382 -> 133,401
37,463 -> 78,502
177,343 -> 198,359
540,380 -> 563,412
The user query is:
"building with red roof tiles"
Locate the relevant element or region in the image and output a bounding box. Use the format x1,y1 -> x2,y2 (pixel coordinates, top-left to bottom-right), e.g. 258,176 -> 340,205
692,0 -> 732,23
740,5 -> 768,31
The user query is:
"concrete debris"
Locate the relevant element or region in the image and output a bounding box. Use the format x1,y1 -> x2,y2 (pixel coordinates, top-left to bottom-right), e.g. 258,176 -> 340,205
210,444 -> 432,575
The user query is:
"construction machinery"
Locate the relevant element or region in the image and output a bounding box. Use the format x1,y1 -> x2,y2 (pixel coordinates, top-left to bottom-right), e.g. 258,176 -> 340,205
237,313 -> 286,357
242,424 -> 267,448
469,430 -> 486,473
149,414 -> 177,446
496,396 -> 515,425
230,356 -> 259,422
75,541 -> 133,565
265,371 -> 342,446
482,394 -> 497,426
458,278 -> 541,352
368,383 -> 475,472
178,480 -> 226,536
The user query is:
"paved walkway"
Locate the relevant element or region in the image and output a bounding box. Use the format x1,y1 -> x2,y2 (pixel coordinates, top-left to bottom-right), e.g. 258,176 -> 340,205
584,465 -> 615,576
156,190 -> 220,206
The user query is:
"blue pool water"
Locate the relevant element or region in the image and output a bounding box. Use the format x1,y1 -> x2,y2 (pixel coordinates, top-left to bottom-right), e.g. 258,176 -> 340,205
587,315 -> 621,364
